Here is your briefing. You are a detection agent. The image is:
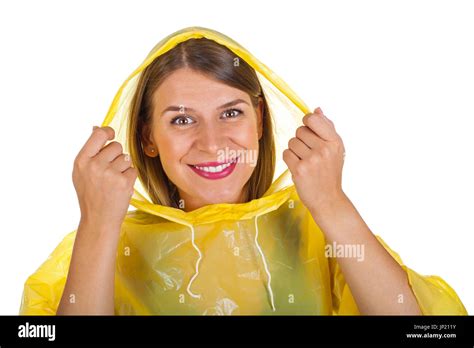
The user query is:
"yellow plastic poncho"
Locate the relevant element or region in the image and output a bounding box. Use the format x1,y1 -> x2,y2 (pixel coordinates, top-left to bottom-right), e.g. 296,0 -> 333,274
20,26 -> 467,315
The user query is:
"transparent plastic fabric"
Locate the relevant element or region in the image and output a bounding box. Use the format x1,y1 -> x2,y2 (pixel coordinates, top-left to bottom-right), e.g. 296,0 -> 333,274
20,27 -> 467,315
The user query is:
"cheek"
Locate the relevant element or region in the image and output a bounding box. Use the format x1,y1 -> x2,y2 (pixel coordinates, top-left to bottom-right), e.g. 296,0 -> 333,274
233,121 -> 259,149
231,123 -> 260,171
154,132 -> 190,171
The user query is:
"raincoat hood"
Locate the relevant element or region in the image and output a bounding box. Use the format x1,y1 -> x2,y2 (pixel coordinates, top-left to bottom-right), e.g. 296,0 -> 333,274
20,27 -> 467,315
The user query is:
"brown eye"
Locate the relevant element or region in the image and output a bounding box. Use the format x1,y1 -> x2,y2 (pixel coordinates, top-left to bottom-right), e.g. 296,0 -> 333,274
221,108 -> 242,119
171,115 -> 195,126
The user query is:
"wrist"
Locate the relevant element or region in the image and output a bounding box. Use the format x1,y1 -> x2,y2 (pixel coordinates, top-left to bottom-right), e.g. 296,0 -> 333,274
79,214 -> 123,232
308,191 -> 350,218
78,216 -> 122,245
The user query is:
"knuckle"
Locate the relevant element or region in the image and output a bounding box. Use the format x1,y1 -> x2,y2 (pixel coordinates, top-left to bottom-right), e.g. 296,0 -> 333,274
104,126 -> 115,138
88,159 -> 100,174
110,141 -> 123,153
309,153 -> 321,165
94,127 -> 108,138
288,137 -> 297,148
102,166 -> 115,179
295,126 -> 306,139
305,114 -> 316,127
295,163 -> 308,177
320,146 -> 332,158
127,168 -> 138,181
118,176 -> 130,190
336,137 -> 344,149
73,156 -> 83,170
302,114 -> 310,126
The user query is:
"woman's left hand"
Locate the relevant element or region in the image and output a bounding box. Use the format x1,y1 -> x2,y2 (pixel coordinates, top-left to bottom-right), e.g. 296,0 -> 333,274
283,107 -> 347,214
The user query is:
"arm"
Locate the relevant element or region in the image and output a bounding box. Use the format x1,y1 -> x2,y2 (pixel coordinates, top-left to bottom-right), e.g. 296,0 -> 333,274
57,126 -> 137,315
56,219 -> 119,315
310,192 -> 421,315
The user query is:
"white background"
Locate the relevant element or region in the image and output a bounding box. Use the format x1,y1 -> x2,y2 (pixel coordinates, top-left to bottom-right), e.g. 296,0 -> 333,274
0,0 -> 472,314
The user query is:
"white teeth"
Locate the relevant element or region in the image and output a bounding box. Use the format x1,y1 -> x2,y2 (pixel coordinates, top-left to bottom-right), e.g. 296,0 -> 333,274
193,162 -> 232,173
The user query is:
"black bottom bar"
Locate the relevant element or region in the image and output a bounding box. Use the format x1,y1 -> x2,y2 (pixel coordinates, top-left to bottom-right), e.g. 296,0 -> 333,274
0,315 -> 473,346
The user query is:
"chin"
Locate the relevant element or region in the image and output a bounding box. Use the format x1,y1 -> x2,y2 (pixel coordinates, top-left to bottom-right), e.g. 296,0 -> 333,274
195,189 -> 242,205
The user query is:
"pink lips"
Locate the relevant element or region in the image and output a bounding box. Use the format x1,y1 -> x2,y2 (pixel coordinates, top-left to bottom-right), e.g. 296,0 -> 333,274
188,157 -> 239,180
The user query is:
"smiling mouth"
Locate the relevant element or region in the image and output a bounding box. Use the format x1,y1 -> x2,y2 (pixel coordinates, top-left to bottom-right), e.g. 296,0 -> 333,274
187,156 -> 239,179
189,156 -> 239,171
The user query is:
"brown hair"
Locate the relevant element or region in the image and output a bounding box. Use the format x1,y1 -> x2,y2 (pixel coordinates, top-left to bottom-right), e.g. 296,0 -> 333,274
127,38 -> 275,208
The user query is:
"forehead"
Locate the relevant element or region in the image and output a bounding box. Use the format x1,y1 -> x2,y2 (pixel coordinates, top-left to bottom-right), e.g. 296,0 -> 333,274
152,68 -> 249,107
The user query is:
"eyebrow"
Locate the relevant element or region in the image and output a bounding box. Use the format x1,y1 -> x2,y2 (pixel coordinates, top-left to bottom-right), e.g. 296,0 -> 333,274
160,98 -> 249,116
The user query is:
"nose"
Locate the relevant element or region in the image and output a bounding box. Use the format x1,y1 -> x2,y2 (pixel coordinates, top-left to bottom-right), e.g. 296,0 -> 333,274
195,121 -> 228,155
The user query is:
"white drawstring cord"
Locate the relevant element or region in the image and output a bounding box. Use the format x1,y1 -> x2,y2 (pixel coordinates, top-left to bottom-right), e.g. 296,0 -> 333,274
186,224 -> 202,299
254,213 -> 276,312
185,217 -> 275,311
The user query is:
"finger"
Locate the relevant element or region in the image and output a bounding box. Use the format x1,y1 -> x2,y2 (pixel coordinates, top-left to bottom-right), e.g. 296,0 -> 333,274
110,153 -> 132,173
123,167 -> 138,187
288,137 -> 311,160
95,141 -> 123,163
302,108 -> 338,142
295,125 -> 323,149
79,126 -> 115,158
283,148 -> 299,172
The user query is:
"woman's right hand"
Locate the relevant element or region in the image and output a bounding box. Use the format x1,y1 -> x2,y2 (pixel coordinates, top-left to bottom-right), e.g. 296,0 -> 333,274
72,126 -> 138,231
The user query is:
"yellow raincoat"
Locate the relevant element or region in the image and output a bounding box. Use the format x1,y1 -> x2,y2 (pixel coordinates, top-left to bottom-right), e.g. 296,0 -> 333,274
20,27 -> 467,315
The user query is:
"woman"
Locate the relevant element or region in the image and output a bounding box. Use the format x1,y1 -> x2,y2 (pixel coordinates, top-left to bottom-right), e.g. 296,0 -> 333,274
20,27 -> 467,315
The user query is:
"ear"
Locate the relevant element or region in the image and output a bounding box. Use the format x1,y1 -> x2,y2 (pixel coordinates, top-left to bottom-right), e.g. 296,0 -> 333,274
141,123 -> 159,158
257,98 -> 264,140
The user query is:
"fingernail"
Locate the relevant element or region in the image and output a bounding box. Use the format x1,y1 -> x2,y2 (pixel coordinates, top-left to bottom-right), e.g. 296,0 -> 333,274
316,107 -> 323,114
124,154 -> 130,162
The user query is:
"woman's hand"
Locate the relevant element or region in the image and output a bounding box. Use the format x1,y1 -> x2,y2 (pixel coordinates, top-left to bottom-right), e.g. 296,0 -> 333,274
283,107 -> 346,214
73,126 -> 138,230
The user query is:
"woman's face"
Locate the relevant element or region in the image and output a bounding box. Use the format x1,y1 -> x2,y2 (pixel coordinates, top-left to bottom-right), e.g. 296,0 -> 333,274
143,68 -> 263,211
